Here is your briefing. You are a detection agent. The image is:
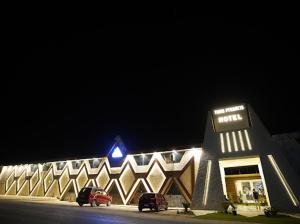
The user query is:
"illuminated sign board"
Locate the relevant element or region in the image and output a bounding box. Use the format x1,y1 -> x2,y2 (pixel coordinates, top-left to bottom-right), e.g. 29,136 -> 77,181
212,104 -> 250,132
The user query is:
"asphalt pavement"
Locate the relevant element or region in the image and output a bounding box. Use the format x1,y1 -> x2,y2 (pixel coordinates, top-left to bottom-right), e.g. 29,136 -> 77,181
0,198 -> 255,224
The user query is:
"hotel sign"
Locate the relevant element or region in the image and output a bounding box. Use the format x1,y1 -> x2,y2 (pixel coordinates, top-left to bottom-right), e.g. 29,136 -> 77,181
212,104 -> 250,132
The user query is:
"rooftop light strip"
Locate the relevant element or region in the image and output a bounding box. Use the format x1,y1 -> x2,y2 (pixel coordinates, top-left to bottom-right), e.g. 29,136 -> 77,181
203,160 -> 212,206
226,132 -> 232,152
132,148 -> 201,157
238,131 -> 245,151
232,132 -> 238,152
267,155 -> 299,206
220,133 -> 225,153
244,130 -> 252,150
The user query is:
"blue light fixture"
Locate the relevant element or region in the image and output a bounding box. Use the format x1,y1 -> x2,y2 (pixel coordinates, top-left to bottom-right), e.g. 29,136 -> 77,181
107,136 -> 127,167
112,146 -> 123,158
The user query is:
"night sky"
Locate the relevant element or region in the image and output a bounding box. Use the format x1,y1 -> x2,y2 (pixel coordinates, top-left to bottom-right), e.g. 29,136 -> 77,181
2,13 -> 299,165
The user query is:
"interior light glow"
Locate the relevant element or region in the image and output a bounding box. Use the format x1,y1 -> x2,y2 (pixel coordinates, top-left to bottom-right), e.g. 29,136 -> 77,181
141,153 -> 145,165
112,146 -> 123,158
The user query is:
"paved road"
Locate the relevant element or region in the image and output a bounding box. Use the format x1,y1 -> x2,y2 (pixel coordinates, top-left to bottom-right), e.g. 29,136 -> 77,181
0,199 -> 256,224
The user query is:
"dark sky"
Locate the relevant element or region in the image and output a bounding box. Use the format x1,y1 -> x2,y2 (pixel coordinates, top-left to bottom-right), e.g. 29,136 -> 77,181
2,12 -> 299,165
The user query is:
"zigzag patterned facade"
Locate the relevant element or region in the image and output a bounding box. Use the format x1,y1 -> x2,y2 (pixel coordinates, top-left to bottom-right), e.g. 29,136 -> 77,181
0,148 -> 201,205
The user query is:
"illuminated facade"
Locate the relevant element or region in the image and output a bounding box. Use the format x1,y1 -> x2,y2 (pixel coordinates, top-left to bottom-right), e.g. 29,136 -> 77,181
0,104 -> 300,212
192,104 -> 300,212
0,147 -> 201,207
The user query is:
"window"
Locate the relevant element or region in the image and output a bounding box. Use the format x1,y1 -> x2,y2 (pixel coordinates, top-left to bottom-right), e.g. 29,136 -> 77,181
30,164 -> 38,173
89,159 -> 101,168
42,163 -> 51,171
133,154 -> 153,166
72,161 -> 82,169
56,161 -> 66,170
162,151 -> 184,163
225,165 -> 259,175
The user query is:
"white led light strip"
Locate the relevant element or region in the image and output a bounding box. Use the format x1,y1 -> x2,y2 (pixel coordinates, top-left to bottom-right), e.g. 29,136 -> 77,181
85,179 -> 97,187
232,132 -> 238,152
202,160 -> 212,206
60,180 -> 78,198
226,132 -> 232,152
220,133 -> 225,153
30,170 -> 39,192
268,155 -> 299,206
238,131 -> 245,151
124,178 -> 151,204
244,130 -> 252,150
6,171 -> 15,192
59,169 -> 69,192
44,170 -> 53,193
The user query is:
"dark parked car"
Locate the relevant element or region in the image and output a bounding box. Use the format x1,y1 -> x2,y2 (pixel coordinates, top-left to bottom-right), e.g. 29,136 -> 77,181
76,187 -> 112,207
138,193 -> 168,212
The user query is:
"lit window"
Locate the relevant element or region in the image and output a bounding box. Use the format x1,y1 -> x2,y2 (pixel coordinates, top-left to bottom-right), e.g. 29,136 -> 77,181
42,163 -> 51,172
56,161 -> 66,170
162,151 -> 184,163
89,159 -> 101,168
72,161 -> 82,169
133,154 -> 153,166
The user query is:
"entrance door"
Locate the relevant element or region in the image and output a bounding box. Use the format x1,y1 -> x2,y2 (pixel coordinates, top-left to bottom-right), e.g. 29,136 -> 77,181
235,178 -> 266,204
219,157 -> 270,206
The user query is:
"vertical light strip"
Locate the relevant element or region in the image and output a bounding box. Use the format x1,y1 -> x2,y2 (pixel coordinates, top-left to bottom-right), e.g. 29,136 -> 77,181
203,160 -> 212,206
6,172 -> 14,192
5,181 -> 16,195
244,130 -> 252,150
268,155 -> 299,206
73,180 -> 78,197
238,131 -> 245,151
226,132 -> 232,152
232,132 -> 238,152
220,133 -> 225,153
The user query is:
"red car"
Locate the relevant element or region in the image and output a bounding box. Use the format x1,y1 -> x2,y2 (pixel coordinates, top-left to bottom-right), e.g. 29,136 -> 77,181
76,187 -> 112,207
